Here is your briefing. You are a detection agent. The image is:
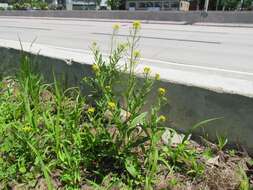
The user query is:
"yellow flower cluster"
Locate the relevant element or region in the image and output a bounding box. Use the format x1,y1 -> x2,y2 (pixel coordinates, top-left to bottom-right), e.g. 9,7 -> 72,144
158,115 -> 166,122
108,101 -> 116,110
158,88 -> 166,96
133,20 -> 141,30
87,107 -> 95,114
133,50 -> 141,58
92,64 -> 100,73
143,67 -> 151,74
22,126 -> 32,132
92,41 -> 97,48
113,23 -> 120,31
118,43 -> 128,50
155,73 -> 160,80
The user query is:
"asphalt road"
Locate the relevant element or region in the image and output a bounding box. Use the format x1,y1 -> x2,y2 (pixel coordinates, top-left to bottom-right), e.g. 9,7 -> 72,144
1,16 -> 253,96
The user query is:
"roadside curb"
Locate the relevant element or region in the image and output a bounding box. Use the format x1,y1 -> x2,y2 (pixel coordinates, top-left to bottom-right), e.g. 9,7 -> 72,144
194,22 -> 253,28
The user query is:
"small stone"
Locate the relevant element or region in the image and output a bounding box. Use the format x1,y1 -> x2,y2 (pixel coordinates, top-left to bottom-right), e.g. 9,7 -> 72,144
162,128 -> 190,147
104,108 -> 131,122
206,155 -> 220,166
120,109 -> 131,122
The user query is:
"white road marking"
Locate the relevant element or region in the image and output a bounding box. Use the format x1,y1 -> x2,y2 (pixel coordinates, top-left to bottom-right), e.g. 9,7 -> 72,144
141,57 -> 253,77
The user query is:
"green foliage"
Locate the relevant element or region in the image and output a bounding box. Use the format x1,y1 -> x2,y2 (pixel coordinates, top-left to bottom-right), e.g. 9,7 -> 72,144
107,0 -> 120,10
220,0 -> 239,9
217,134 -> 228,151
11,0 -> 48,10
215,0 -> 252,10
238,167 -> 250,190
243,0 -> 253,9
203,148 -> 214,159
13,2 -> 31,10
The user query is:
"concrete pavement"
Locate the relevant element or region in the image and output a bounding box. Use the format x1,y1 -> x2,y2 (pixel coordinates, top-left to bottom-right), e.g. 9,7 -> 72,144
1,16 -> 253,97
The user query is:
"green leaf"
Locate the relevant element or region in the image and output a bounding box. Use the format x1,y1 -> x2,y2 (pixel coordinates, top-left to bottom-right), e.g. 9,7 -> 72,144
128,136 -> 149,148
183,117 -> 222,143
15,133 -> 53,190
128,112 -> 147,133
125,157 -> 139,178
158,157 -> 173,173
61,173 -> 72,183
19,166 -> 26,174
191,117 -> 222,131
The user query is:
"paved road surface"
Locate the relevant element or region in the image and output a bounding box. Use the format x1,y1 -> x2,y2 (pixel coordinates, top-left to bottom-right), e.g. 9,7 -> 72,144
0,16 -> 253,97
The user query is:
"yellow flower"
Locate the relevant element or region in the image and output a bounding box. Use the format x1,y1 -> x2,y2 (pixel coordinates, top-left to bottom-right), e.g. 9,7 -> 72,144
143,67 -> 151,74
155,73 -> 160,80
133,50 -> 141,58
22,126 -> 32,132
108,101 -> 116,110
92,41 -> 97,47
87,107 -> 95,114
118,43 -> 128,50
113,23 -> 120,31
92,64 -> 100,73
158,88 -> 166,96
133,20 -> 141,30
158,115 -> 166,122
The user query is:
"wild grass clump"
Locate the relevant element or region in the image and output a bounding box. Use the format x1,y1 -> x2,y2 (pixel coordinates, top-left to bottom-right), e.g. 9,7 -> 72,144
0,21 -> 251,190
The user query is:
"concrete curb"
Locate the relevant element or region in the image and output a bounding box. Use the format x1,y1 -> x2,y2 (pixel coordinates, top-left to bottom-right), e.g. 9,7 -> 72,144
194,22 -> 253,28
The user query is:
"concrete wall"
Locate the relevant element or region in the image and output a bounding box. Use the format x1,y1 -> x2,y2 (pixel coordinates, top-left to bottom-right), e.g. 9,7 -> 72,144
1,46 -> 253,154
0,10 -> 253,23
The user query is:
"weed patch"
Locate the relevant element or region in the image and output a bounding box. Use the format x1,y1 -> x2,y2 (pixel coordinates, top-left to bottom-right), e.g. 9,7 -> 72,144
0,22 -> 252,190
